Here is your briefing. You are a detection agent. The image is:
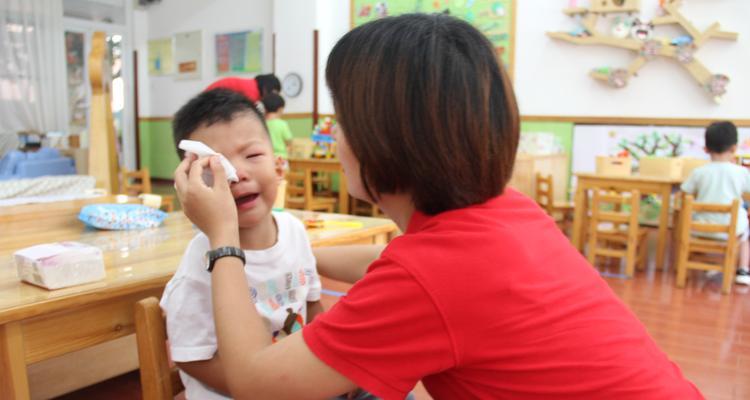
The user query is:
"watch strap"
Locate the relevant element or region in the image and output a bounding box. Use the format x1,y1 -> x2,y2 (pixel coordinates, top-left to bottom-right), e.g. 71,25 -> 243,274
206,246 -> 245,272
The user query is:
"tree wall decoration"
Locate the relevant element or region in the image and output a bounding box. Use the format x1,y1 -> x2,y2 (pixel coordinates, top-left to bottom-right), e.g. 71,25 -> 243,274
547,0 -> 738,103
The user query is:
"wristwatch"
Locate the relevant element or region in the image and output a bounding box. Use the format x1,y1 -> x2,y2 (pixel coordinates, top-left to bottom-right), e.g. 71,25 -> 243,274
205,246 -> 245,272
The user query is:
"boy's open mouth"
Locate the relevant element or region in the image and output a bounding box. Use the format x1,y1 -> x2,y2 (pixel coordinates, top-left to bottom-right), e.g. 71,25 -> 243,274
235,193 -> 260,208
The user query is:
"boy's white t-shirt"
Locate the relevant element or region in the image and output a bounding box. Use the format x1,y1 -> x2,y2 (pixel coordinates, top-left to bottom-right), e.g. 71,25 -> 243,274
681,161 -> 750,237
160,211 -> 321,400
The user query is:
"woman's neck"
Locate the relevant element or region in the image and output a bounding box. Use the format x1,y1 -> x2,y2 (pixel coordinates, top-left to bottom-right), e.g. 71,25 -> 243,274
376,193 -> 416,232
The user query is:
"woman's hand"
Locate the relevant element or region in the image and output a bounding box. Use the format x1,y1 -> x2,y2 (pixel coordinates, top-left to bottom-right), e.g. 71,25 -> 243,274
174,154 -> 239,247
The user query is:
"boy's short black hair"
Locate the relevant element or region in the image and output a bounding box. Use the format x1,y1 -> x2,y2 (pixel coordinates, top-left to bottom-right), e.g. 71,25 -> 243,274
255,74 -> 281,97
705,121 -> 738,154
172,88 -> 267,158
261,93 -> 285,113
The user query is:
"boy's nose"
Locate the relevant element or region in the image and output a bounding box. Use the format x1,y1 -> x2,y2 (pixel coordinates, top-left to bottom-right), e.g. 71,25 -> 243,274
233,167 -> 250,182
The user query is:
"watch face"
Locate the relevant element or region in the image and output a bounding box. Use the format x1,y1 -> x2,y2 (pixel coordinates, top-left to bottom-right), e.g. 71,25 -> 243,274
282,73 -> 303,98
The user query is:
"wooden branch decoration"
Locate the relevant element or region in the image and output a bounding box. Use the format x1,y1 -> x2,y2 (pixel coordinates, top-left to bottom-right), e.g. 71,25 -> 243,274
547,0 -> 738,103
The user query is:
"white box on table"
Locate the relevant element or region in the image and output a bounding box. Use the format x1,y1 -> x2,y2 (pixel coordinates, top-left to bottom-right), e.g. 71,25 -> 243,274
14,242 -> 105,290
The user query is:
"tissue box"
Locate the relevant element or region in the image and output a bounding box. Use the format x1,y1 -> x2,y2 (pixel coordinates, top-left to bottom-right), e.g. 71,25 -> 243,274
14,242 -> 105,290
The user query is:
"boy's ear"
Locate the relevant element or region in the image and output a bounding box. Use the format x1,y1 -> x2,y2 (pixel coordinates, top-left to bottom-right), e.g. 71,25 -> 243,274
703,146 -> 709,154
274,156 -> 285,180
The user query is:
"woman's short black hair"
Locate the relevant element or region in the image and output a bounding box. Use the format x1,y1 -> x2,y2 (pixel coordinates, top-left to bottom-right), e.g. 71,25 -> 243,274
261,93 -> 286,113
172,88 -> 266,159
705,121 -> 738,154
326,13 -> 519,215
255,74 -> 281,97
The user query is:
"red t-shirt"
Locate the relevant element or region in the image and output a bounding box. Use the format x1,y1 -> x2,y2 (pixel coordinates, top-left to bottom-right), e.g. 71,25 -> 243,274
205,77 -> 260,103
303,189 -> 702,400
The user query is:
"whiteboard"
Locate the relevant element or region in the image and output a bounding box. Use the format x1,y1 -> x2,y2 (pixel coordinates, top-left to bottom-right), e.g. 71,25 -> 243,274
515,0 -> 750,120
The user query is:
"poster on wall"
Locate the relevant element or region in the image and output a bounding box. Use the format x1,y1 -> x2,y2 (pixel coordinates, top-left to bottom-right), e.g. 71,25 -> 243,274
215,30 -> 262,75
147,38 -> 173,76
351,0 -> 515,74
174,30 -> 202,80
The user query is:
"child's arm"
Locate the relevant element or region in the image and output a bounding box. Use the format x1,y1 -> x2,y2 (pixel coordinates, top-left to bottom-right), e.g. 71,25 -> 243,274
306,300 -> 325,323
176,355 -> 230,395
313,244 -> 386,283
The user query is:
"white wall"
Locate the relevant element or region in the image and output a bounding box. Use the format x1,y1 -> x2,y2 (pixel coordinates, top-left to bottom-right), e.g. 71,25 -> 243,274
273,0 -> 316,114
133,9 -> 150,120
138,0 -> 274,117
515,0 -> 750,119
315,1 -> 350,115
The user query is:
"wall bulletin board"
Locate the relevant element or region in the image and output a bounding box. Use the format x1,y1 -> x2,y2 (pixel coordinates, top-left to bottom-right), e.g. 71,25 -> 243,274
350,0 -> 515,77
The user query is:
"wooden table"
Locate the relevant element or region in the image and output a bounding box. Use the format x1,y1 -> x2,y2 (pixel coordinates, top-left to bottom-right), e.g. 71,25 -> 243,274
288,158 -> 348,214
0,207 -> 396,399
571,173 -> 683,271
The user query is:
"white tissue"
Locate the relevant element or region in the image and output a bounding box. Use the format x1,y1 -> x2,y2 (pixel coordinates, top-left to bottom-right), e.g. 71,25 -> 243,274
14,242 -> 105,290
178,140 -> 240,183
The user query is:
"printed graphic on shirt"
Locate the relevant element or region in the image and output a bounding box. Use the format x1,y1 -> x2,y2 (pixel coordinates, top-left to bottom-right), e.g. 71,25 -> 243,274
250,268 -> 308,303
272,307 -> 305,342
246,267 -> 313,339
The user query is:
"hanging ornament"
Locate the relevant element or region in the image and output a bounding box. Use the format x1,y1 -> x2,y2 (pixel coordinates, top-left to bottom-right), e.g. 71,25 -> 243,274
640,39 -> 662,60
675,44 -> 695,64
706,74 -> 729,101
611,16 -> 634,39
630,19 -> 654,41
608,69 -> 629,88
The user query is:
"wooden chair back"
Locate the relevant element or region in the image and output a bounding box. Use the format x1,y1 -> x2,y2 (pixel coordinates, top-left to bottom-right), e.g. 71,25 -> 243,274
535,173 -> 555,216
586,189 -> 647,277
134,297 -> 184,400
675,195 -> 740,294
285,168 -> 336,212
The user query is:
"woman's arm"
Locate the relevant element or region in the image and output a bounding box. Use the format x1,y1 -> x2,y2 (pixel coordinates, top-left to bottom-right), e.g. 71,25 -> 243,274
176,356 -> 229,395
313,245 -> 386,284
175,156 -> 357,399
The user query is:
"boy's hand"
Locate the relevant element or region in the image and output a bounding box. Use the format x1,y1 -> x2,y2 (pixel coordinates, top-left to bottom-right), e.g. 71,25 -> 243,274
175,154 -> 239,247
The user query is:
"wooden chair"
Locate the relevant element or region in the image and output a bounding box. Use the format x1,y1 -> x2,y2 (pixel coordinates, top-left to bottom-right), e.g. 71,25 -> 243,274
675,195 -> 740,294
285,169 -> 337,212
586,189 -> 649,277
120,167 -> 175,212
134,297 -> 184,400
535,173 -> 574,227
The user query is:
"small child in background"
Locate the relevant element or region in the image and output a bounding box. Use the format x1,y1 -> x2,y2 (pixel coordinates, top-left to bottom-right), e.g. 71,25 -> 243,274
681,121 -> 750,285
161,88 -> 324,399
262,93 -> 294,161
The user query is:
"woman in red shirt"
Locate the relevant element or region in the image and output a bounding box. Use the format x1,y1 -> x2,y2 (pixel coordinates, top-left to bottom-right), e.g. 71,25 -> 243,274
174,13 -> 703,399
